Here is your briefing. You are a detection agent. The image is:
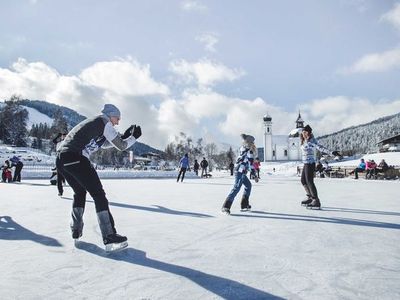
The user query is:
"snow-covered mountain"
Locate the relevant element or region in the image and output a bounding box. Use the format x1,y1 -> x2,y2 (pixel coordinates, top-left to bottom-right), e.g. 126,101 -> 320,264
317,112 -> 400,154
22,106 -> 53,129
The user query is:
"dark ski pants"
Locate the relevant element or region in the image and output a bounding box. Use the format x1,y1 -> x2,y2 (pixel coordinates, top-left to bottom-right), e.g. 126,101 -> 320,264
301,163 -> 319,200
13,162 -> 23,182
56,152 -> 115,228
177,167 -> 187,182
226,172 -> 252,203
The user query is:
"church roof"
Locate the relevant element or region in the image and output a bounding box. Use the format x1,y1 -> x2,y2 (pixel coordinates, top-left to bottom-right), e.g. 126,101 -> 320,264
289,128 -> 302,137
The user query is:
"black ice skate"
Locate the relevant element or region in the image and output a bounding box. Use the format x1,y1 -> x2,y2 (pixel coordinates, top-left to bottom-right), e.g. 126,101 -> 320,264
306,199 -> 321,210
221,199 -> 232,215
72,229 -> 82,239
103,233 -> 128,252
301,198 -> 312,206
240,195 -> 251,211
221,207 -> 231,215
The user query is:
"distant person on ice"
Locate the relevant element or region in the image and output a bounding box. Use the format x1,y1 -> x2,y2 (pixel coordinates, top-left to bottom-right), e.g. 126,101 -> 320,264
10,156 -> 23,182
1,160 -> 12,183
177,153 -> 189,182
56,104 -> 141,251
221,134 -> 257,214
200,157 -> 208,177
300,125 -> 340,209
193,159 -> 200,176
52,132 -> 67,196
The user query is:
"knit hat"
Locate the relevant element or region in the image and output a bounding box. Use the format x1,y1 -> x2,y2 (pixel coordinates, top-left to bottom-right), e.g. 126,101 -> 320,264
241,133 -> 255,144
303,124 -> 312,133
101,104 -> 121,118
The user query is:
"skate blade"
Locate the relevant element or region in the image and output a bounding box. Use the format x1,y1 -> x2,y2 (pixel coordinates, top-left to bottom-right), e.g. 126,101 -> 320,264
74,239 -> 81,247
240,208 -> 251,212
105,241 -> 128,253
221,210 -> 230,215
306,206 -> 321,210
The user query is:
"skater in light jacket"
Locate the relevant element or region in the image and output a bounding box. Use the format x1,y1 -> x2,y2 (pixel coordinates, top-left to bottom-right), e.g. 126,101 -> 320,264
56,104 -> 142,251
300,125 -> 340,209
222,134 -> 257,214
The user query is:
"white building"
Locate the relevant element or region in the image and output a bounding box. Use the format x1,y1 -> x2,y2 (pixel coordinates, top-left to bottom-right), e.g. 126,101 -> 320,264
262,112 -> 305,162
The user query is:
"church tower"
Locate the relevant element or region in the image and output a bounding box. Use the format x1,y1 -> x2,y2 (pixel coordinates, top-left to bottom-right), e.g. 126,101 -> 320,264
263,114 -> 273,161
295,111 -> 304,129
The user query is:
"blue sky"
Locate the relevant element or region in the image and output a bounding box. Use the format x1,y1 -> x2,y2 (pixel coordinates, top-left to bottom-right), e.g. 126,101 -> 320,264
1,0 -> 400,149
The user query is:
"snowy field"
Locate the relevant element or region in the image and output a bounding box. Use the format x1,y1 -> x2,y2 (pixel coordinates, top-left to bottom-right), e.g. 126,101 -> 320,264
0,174 -> 399,299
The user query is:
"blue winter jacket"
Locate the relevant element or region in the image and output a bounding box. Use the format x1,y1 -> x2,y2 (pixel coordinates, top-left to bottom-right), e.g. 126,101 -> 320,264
179,156 -> 190,168
301,137 -> 332,164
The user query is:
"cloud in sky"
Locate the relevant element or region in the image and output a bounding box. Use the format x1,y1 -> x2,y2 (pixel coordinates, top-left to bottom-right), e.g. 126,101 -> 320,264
180,0 -> 207,12
380,2 -> 400,31
169,58 -> 245,87
0,58 -> 399,149
338,47 -> 400,74
196,33 -> 219,52
339,3 -> 400,74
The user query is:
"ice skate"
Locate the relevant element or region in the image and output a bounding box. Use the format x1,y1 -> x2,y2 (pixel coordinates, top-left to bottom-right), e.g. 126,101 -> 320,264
221,207 -> 231,215
240,205 -> 252,212
301,198 -> 312,206
104,233 -> 128,252
221,199 -> 232,215
240,195 -> 251,211
306,199 -> 321,210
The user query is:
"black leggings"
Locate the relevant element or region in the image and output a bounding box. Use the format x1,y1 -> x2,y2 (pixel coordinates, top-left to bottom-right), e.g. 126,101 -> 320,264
56,152 -> 111,213
177,167 -> 187,182
301,163 -> 319,200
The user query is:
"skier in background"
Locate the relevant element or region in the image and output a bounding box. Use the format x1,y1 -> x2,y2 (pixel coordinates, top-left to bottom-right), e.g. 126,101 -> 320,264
56,104 -> 142,251
300,125 -> 341,209
177,153 -> 189,182
222,134 -> 257,214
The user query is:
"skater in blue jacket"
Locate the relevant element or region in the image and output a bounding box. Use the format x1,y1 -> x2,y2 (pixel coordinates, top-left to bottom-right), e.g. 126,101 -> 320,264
177,153 -> 189,182
300,125 -> 341,209
221,134 -> 257,214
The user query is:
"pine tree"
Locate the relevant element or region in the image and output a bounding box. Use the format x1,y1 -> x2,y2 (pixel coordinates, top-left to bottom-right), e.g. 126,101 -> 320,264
0,100 -> 28,146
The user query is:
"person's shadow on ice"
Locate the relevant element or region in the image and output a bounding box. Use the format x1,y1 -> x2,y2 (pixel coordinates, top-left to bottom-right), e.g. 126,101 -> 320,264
75,241 -> 283,300
0,216 -> 62,247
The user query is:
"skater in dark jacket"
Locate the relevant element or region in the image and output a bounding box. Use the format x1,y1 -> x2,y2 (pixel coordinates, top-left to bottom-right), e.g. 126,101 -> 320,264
10,156 -> 23,182
200,157 -> 208,177
56,104 -> 141,251
300,125 -> 340,209
177,153 -> 189,182
52,132 -> 67,196
222,134 -> 257,214
193,159 -> 200,176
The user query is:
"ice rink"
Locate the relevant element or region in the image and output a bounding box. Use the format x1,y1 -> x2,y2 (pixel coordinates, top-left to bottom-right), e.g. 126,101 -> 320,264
1,174 -> 399,299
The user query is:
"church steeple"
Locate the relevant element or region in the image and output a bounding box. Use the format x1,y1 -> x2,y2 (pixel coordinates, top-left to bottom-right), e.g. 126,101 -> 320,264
295,111 -> 304,129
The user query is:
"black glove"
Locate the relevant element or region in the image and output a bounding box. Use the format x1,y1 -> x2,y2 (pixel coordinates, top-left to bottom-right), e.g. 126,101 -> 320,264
132,125 -> 142,139
332,151 -> 341,157
121,125 -> 134,139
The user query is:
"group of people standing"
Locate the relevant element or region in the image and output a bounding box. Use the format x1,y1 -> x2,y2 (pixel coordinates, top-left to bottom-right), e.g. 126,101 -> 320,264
1,156 -> 24,183
176,156 -> 209,182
